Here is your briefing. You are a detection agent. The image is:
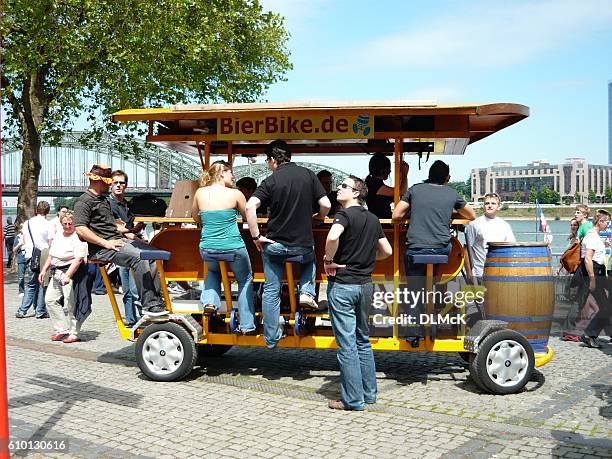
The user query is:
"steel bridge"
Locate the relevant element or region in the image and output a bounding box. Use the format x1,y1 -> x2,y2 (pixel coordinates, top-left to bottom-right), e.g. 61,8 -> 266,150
1,132 -> 350,198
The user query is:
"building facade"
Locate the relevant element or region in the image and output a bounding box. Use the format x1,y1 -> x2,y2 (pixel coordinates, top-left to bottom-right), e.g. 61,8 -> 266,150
471,158 -> 612,203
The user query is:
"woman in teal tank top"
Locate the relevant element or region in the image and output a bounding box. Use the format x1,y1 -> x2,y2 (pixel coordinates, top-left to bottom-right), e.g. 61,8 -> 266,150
192,161 -> 255,333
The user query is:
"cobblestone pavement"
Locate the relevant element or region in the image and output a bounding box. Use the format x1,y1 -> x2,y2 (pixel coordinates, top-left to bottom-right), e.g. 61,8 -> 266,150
3,273 -> 611,458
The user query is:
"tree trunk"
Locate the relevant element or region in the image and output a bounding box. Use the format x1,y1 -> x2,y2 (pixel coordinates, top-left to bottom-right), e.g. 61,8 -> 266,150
15,71 -> 47,225
16,131 -> 42,225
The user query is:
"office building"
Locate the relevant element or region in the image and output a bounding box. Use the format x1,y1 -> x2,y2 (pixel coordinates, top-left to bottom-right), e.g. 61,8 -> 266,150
471,158 -> 612,203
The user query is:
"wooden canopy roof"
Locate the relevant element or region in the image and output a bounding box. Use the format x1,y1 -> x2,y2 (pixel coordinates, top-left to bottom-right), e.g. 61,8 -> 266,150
112,101 -> 529,157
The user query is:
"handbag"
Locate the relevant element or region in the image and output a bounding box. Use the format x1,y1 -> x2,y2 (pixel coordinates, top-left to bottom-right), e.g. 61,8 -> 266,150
26,221 -> 42,272
560,238 -> 582,274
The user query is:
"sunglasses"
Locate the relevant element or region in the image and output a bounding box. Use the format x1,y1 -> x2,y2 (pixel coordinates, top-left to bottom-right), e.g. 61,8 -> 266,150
113,181 -> 127,186
339,183 -> 357,191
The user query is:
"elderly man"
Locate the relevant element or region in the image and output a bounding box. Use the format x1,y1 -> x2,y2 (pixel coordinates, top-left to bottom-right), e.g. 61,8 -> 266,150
324,175 -> 391,410
73,164 -> 167,316
246,140 -> 331,349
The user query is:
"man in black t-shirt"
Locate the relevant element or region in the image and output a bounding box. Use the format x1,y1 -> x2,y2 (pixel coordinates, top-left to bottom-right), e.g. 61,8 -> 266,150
74,164 -> 167,316
324,175 -> 392,410
246,140 -> 331,349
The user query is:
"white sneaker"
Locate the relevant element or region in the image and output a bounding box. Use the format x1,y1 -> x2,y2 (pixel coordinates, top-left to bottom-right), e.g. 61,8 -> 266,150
18,292 -> 24,298
299,294 -> 319,310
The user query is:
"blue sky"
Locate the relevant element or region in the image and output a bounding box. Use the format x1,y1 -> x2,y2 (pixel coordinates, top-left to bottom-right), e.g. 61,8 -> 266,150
258,0 -> 612,183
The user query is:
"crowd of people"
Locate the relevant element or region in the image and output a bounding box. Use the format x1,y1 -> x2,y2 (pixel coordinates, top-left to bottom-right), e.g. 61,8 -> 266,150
4,139 -> 611,411
559,204 -> 612,348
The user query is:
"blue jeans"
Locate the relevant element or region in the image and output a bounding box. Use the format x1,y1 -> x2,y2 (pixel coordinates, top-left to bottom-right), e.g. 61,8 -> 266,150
17,261 -> 26,294
119,266 -> 139,324
200,247 -> 255,332
18,262 -> 47,317
328,281 -> 377,410
403,243 -> 452,337
261,243 -> 316,347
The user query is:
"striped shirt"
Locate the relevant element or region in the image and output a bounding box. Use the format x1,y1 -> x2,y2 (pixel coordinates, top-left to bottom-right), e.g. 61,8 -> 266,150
3,223 -> 15,240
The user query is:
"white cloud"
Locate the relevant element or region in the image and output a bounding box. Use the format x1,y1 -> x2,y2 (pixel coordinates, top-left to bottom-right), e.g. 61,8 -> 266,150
260,0 -> 328,33
351,0 -> 612,69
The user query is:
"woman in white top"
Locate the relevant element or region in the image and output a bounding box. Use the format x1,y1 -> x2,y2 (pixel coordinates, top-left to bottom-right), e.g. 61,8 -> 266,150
38,212 -> 88,343
579,209 -> 611,348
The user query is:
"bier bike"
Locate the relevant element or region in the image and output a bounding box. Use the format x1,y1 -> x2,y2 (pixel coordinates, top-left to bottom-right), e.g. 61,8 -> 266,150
102,101 -> 554,394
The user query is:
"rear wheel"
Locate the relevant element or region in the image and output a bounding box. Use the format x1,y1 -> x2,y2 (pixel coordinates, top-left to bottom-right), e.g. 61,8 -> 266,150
136,322 -> 196,382
470,329 -> 534,395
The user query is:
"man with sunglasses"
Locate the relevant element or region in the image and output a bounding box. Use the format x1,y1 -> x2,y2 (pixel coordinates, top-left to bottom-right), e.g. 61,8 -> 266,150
246,140 -> 331,349
107,170 -> 144,326
324,176 -> 392,410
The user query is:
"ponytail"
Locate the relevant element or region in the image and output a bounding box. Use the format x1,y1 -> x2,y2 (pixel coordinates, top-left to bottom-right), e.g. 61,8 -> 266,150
200,161 -> 230,187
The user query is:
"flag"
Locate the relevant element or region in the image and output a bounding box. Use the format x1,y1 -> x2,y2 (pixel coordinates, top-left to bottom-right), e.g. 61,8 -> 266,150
536,200 -> 553,244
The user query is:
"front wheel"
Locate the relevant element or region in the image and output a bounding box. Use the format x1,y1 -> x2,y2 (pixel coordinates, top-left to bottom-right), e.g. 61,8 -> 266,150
136,322 -> 197,382
470,329 -> 534,395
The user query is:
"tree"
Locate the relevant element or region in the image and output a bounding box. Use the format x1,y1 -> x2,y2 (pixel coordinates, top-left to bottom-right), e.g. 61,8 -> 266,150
1,0 -> 291,223
53,196 -> 80,210
588,190 -> 597,204
529,187 -> 537,203
550,190 -> 560,204
513,191 -> 521,202
605,187 -> 612,203
537,185 -> 560,204
574,192 -> 581,204
448,179 -> 471,200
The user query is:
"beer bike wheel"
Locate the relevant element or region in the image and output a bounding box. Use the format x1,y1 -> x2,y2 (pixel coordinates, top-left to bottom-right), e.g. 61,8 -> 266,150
136,322 -> 197,382
470,329 -> 534,395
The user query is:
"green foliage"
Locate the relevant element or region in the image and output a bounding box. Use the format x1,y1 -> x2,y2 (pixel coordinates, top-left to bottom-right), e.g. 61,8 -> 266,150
605,187 -> 612,203
1,0 -> 292,219
574,192 -> 581,204
2,0 -> 291,136
588,190 -> 597,203
448,178 -> 471,200
529,187 -> 537,203
53,196 -> 79,210
513,190 -> 521,202
536,185 -> 560,204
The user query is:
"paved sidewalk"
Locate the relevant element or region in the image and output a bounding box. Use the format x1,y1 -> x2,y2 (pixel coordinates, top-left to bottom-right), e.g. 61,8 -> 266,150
3,273 -> 611,458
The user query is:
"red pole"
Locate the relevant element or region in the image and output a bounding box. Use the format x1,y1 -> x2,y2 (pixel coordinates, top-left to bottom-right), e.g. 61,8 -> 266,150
0,49 -> 11,456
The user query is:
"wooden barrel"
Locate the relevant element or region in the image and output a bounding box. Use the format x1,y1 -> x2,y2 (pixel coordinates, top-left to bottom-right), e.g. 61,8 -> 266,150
483,242 -> 554,353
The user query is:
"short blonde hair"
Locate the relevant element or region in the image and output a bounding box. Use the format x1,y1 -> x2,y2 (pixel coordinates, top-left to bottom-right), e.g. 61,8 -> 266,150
575,204 -> 589,217
60,211 -> 75,223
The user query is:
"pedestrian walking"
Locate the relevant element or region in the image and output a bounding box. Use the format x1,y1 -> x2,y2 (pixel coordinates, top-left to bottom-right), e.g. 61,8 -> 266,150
16,201 -> 51,319
12,224 -> 27,296
579,210 -> 611,348
4,216 -> 15,268
38,211 -> 88,343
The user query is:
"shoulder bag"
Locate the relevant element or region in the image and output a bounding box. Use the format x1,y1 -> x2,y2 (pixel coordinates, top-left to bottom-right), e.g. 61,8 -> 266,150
560,237 -> 582,274
26,221 -> 42,272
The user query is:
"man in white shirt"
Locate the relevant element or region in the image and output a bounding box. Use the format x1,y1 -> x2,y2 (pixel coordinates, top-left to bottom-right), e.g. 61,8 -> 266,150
466,193 -> 516,279
16,201 -> 51,319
